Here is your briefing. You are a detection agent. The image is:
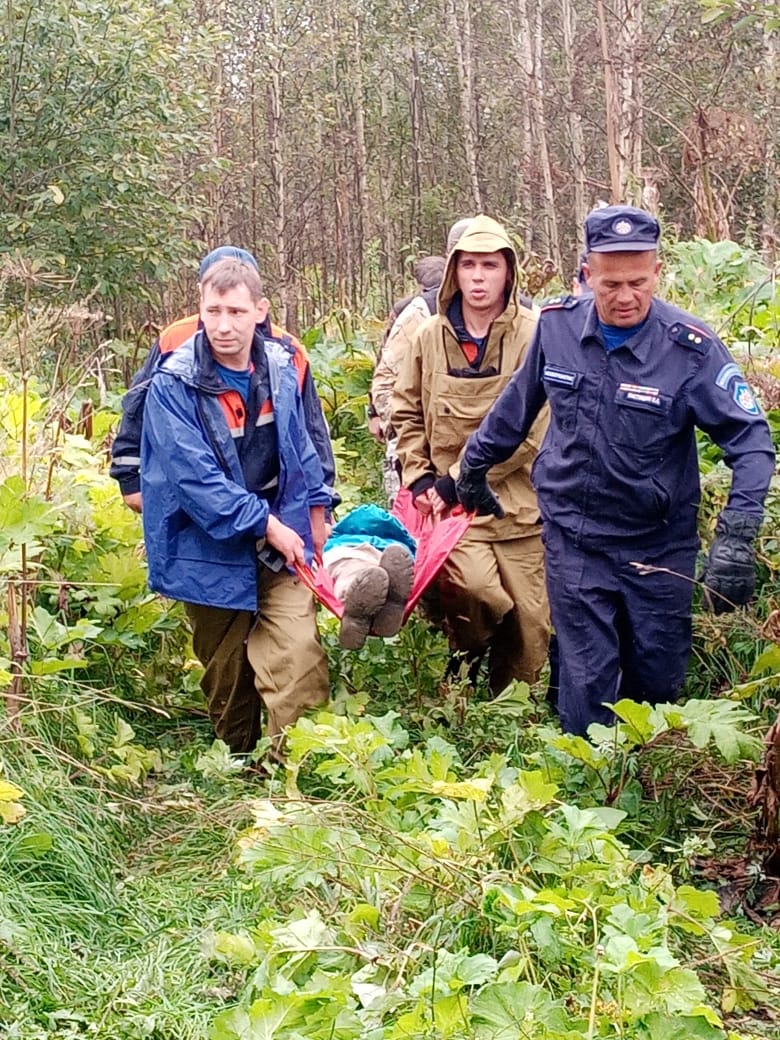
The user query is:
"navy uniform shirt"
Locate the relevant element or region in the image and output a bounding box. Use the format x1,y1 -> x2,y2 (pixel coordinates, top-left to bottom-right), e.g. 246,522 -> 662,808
464,295 -> 775,546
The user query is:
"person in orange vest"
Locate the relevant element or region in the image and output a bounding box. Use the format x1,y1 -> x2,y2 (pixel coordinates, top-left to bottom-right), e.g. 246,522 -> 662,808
110,245 -> 336,516
110,247 -> 337,760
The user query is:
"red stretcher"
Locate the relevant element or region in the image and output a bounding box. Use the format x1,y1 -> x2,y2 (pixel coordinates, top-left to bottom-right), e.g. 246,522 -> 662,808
295,488 -> 472,622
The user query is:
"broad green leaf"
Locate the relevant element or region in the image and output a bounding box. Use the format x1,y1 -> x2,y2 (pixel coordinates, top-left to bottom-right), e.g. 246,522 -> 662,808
668,700 -> 761,762
211,931 -> 257,965
269,911 -> 332,951
471,981 -> 572,1036
638,1011 -> 724,1039
29,656 -> 88,675
15,831 -> 54,856
611,699 -> 658,743
750,644 -> 780,676
0,478 -> 59,548
501,770 -> 558,820
670,885 -> 720,922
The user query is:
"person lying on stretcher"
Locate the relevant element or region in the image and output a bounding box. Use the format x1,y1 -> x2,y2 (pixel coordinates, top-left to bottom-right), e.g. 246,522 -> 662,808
321,504 -> 416,649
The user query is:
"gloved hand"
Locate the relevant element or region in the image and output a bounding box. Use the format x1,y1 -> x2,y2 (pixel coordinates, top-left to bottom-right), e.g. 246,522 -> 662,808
701,509 -> 762,615
455,463 -> 505,518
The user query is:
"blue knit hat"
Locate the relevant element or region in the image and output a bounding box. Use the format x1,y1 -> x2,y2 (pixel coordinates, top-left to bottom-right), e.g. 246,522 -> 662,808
199,246 -> 258,279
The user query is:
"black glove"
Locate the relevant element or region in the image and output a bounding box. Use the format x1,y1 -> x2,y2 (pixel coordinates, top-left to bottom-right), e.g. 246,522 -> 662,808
701,509 -> 761,615
434,474 -> 458,506
455,464 -> 505,518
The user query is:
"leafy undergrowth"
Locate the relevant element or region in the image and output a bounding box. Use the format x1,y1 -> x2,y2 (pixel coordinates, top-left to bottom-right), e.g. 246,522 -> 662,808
1,239 -> 780,1037
2,666 -> 780,1040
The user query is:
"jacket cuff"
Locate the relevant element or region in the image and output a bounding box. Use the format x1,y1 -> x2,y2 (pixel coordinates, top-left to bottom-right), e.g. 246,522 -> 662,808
117,475 -> 141,495
410,474 -> 435,499
434,475 -> 458,506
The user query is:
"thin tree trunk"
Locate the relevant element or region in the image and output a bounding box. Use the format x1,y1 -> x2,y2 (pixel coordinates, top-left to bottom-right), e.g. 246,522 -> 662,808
248,42 -> 259,262
516,0 -> 535,251
517,0 -> 559,267
560,0 -> 587,227
531,1 -> 560,268
617,0 -> 643,204
409,42 -> 423,245
377,71 -> 397,305
596,0 -> 643,204
595,0 -> 622,202
762,23 -> 778,263
447,0 -> 483,211
268,0 -> 291,327
352,11 -> 369,304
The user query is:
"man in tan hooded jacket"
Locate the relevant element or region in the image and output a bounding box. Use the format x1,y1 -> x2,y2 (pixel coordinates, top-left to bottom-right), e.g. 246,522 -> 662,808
391,214 -> 550,691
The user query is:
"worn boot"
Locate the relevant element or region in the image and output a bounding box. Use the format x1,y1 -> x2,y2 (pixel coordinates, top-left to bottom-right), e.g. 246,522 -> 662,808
372,544 -> 414,638
340,566 -> 389,649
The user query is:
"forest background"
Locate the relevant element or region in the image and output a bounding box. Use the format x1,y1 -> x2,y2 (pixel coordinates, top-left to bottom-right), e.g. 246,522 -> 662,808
2,1 -> 780,1039
2,0 -> 779,335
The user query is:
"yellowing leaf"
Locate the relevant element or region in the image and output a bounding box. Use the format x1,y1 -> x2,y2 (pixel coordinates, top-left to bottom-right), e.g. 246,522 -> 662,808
0,779 -> 24,801
430,777 -> 492,801
0,801 -> 25,823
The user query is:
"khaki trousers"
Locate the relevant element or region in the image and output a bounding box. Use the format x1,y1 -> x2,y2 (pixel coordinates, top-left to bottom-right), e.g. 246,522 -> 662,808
184,568 -> 328,753
436,530 -> 550,692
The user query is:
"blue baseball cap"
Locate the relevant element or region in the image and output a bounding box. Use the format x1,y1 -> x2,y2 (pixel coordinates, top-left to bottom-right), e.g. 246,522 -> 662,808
584,206 -> 660,253
199,246 -> 259,279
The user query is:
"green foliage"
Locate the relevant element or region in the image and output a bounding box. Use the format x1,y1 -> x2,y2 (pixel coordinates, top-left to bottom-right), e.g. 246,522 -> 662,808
661,240 -> 780,357
0,0 -> 221,305
2,236 -> 780,1040
303,326 -> 386,510
203,704 -> 776,1040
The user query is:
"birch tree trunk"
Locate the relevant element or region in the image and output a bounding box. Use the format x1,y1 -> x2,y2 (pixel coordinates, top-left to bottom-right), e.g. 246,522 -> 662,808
377,70 -> 398,304
351,8 -> 369,305
447,0 -> 483,212
515,0 -> 535,251
517,0 -> 560,268
408,41 -> 423,244
596,0 -> 643,205
560,0 -> 587,228
762,22 -> 779,262
267,0 -> 293,328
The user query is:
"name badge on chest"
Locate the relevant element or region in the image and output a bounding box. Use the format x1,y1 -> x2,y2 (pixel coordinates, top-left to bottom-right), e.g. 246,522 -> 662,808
615,382 -> 670,413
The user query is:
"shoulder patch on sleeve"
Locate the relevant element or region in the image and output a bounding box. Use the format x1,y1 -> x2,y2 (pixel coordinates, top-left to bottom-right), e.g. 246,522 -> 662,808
669,322 -> 713,353
541,294 -> 578,312
733,381 -> 761,415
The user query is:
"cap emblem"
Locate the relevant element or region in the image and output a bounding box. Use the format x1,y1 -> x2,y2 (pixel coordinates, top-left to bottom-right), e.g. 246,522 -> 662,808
613,218 -> 633,236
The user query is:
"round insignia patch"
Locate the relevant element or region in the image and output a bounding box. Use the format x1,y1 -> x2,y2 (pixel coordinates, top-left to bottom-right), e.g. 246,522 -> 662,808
733,381 -> 760,415
613,218 -> 633,236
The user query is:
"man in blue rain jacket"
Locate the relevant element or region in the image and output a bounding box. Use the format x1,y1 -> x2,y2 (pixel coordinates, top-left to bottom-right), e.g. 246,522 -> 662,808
142,257 -> 332,756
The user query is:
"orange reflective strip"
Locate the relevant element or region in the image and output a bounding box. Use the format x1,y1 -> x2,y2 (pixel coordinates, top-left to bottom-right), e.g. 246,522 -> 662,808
217,390 -> 247,433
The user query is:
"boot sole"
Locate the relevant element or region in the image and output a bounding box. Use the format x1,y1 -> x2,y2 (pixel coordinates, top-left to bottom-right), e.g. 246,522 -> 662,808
372,545 -> 414,637
340,566 -> 389,649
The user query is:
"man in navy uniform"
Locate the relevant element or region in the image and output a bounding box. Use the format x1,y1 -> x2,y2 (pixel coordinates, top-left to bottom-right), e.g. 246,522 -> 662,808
456,205 -> 775,736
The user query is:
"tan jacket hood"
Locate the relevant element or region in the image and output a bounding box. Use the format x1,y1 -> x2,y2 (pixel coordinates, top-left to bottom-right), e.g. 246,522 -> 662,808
438,214 -> 518,316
